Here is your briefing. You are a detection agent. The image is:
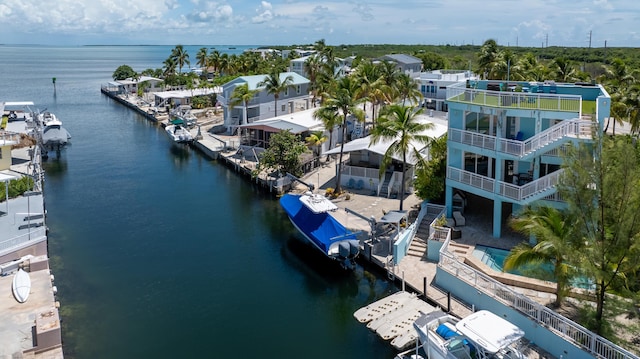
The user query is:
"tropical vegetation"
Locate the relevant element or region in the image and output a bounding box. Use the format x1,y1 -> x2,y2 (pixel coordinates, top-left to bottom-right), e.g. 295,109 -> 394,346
257,72 -> 295,117
255,130 -> 308,178
229,83 -> 258,126
369,104 -> 433,210
505,206 -> 578,308
0,176 -> 34,202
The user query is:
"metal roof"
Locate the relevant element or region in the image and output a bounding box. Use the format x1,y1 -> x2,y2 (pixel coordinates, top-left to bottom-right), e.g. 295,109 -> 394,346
323,120 -> 447,164
234,72 -> 310,91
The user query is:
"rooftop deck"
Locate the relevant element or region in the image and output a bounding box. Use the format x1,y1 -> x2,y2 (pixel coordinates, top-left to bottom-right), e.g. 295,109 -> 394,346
446,84 -> 583,113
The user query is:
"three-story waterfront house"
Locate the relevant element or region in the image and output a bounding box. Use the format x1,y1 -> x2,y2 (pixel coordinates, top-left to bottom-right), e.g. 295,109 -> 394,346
444,80 -> 611,237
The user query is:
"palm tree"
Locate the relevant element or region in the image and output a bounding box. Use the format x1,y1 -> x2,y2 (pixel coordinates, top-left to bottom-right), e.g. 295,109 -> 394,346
314,68 -> 338,106
352,59 -> 381,120
598,58 -> 640,134
196,47 -> 208,70
304,55 -> 323,107
229,83 -> 259,126
219,53 -> 230,76
395,73 -> 423,106
514,53 -> 549,81
313,106 -> 341,155
505,206 -> 578,307
258,72 -> 294,117
369,104 -> 433,210
477,39 -> 501,79
319,76 -> 365,193
305,131 -> 327,158
171,45 -> 190,74
207,50 -> 222,76
162,57 -> 177,79
378,61 -> 400,101
550,57 -> 579,83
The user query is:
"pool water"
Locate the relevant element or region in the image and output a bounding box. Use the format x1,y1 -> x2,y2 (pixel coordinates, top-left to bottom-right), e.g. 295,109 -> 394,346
472,245 -> 593,289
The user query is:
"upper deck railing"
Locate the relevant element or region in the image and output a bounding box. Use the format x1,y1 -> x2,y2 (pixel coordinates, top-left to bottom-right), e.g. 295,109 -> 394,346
448,119 -> 595,158
446,167 -> 561,202
447,82 -> 582,113
0,131 -> 21,144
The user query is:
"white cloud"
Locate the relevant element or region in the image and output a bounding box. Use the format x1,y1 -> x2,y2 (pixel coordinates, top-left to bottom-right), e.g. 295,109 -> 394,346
0,0 -> 639,46
352,3 -> 374,21
252,1 -> 273,24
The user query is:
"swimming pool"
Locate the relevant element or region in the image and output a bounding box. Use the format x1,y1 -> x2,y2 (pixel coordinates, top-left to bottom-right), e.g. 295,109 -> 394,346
472,245 -> 593,289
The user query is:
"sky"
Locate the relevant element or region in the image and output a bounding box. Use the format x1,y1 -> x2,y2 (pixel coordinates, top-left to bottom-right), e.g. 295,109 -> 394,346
1,0 -> 639,47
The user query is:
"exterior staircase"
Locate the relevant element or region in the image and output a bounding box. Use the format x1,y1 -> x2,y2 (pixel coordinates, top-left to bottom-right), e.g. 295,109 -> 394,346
379,171 -> 393,198
405,210 -> 440,259
514,117 -> 594,161
449,117 -> 595,162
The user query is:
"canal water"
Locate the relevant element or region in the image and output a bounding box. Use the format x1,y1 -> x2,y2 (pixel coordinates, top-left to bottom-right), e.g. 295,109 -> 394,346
0,45 -> 398,358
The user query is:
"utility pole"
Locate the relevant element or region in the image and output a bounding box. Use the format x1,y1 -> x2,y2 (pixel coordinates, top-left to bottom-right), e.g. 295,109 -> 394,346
545,34 -> 548,48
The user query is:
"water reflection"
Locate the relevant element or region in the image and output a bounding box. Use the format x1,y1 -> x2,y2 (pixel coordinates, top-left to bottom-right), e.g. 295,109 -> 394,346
168,143 -> 190,167
42,157 -> 68,176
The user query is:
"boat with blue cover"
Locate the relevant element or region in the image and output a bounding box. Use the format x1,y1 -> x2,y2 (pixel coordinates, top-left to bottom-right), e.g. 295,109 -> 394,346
279,192 -> 360,270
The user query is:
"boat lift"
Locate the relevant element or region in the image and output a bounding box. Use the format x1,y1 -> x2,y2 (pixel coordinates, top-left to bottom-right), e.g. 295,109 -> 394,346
345,207 -> 378,240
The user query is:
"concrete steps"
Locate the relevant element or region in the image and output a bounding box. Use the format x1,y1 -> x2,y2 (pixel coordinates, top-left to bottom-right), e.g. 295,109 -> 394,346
448,242 -> 473,259
406,237 -> 427,258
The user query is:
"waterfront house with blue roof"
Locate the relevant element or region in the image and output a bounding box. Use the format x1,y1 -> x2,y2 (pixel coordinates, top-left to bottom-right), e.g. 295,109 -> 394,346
218,72 -> 311,134
443,80 -> 611,238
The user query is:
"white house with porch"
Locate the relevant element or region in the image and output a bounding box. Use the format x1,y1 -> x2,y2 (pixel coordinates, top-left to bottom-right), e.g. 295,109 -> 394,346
323,114 -> 447,198
217,72 -> 311,134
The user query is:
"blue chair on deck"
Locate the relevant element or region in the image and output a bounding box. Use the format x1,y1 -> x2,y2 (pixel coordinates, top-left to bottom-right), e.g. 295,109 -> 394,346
515,131 -> 524,141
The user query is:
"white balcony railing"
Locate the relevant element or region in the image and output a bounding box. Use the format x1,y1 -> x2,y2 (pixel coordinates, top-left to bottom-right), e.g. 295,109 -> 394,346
449,119 -> 595,159
448,167 -> 562,203
448,129 -> 497,151
498,170 -> 561,201
446,83 -> 582,113
447,167 -> 495,193
0,228 -> 47,256
497,120 -> 594,157
0,131 -> 21,144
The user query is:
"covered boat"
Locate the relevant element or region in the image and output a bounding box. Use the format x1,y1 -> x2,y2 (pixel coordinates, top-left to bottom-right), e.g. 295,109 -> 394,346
280,192 -> 360,269
165,119 -> 193,143
41,118 -> 71,153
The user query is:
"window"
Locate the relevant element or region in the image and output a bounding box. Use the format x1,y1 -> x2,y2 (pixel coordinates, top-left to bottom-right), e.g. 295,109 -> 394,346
284,88 -> 289,96
464,152 -> 489,177
296,85 -> 301,94
281,104 -> 286,112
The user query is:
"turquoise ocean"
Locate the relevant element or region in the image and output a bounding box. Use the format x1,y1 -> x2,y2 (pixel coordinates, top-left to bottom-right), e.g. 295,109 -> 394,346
0,45 -> 398,359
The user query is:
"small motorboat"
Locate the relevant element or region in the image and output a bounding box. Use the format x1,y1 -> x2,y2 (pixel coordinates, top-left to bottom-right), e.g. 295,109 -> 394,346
165,120 -> 194,143
41,117 -> 71,153
409,310 -> 526,359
